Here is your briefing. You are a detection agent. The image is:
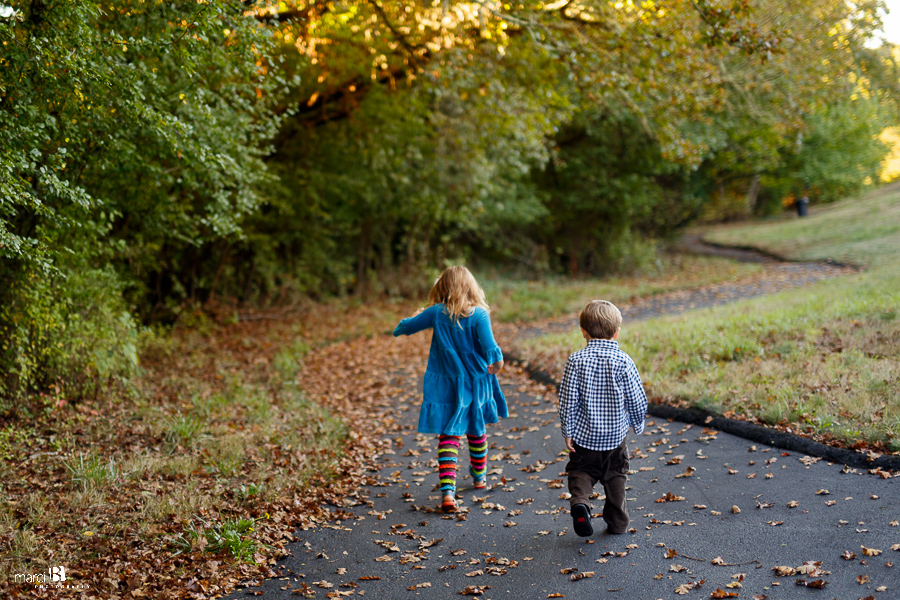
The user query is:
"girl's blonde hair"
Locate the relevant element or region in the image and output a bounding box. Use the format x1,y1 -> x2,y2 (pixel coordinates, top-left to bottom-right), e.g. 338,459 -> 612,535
428,266 -> 489,322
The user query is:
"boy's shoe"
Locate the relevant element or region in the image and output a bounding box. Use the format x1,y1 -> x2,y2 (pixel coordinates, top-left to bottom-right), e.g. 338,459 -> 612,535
473,476 -> 487,490
442,495 -> 458,513
571,504 -> 593,537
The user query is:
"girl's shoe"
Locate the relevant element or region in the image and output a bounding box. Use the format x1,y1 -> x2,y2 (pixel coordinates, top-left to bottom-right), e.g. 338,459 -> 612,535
442,495 -> 458,513
473,477 -> 487,490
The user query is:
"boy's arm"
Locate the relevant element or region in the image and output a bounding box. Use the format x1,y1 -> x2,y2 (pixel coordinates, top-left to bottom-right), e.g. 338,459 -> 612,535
621,358 -> 648,435
393,305 -> 436,337
558,357 -> 579,448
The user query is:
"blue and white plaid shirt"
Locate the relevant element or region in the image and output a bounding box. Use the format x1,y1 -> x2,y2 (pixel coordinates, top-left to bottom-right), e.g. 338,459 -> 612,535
559,339 -> 648,451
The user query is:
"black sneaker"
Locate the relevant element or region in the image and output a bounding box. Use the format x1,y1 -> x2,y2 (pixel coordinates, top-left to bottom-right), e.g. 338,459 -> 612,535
571,503 -> 593,537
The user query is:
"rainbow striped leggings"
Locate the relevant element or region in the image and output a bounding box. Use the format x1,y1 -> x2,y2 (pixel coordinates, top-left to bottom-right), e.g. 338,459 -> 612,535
438,434 -> 488,496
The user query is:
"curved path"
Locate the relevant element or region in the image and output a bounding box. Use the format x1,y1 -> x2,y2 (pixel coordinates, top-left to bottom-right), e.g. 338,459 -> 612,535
225,241 -> 896,600
516,235 -> 857,340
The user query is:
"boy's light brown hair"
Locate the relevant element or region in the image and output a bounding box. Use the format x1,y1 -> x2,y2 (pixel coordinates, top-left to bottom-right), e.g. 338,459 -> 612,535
580,300 -> 622,339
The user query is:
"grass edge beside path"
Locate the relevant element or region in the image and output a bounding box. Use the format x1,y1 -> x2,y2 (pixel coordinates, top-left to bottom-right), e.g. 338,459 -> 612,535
520,184 -> 900,455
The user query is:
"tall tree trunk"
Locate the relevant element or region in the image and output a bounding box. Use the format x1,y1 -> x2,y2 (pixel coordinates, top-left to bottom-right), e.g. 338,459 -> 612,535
745,174 -> 762,215
356,220 -> 370,297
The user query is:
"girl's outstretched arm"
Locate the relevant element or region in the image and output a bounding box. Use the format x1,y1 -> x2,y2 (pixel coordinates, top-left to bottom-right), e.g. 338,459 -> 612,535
393,305 -> 436,336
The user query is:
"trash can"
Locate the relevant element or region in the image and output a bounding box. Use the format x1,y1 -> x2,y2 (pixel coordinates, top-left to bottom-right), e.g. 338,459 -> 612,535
796,196 -> 809,217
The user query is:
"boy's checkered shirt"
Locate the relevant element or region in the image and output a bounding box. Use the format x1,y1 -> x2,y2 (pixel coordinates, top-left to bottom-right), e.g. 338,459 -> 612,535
558,338 -> 648,451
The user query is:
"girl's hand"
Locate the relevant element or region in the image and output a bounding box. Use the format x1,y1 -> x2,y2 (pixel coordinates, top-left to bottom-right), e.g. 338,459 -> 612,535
488,359 -> 504,375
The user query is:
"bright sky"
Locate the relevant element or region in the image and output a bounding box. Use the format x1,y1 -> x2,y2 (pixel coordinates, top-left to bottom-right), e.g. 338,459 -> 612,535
876,4 -> 900,45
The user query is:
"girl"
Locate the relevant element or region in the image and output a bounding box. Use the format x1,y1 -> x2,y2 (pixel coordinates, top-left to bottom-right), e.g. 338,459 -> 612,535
393,266 -> 507,512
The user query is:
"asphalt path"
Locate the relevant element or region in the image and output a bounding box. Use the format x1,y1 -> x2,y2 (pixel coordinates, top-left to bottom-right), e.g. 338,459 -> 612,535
225,242 -> 896,600
227,380 -> 899,600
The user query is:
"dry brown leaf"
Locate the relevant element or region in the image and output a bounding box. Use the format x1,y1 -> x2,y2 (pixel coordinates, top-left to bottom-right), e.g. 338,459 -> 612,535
656,492 -> 686,503
861,546 -> 883,556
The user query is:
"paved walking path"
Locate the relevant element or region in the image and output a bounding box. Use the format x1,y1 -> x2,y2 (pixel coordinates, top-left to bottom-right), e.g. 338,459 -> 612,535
227,383 -> 898,599
225,240 -> 896,600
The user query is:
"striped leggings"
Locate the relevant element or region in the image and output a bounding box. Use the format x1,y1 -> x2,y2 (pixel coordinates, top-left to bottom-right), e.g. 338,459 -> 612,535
438,434 -> 488,496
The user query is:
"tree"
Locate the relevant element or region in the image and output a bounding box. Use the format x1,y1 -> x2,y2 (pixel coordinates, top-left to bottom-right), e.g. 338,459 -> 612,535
0,1 -> 281,407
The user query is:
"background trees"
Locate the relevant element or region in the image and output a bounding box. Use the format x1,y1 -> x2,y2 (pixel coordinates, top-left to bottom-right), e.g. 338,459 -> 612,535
0,0 -> 895,407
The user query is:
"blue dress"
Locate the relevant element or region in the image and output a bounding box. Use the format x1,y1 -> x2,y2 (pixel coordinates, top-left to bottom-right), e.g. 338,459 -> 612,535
393,304 -> 508,436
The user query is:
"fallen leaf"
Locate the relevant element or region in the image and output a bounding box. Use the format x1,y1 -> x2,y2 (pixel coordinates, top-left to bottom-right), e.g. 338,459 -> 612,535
570,571 -> 594,581
795,578 -> 827,588
711,556 -> 726,566
674,580 -> 703,594
772,566 -> 797,576
786,500 -> 799,508
670,564 -> 687,573
815,489 -> 830,495
841,550 -> 857,560
796,561 -> 828,576
861,546 -> 883,557
857,574 -> 871,584
710,589 -> 738,598
460,585 -> 491,596
731,505 -> 741,514
656,492 -> 686,503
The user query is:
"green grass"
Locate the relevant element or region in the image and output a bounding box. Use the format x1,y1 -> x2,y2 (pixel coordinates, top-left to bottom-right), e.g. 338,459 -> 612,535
704,182 -> 900,268
174,517 -> 259,561
524,184 -> 900,451
480,254 -> 761,323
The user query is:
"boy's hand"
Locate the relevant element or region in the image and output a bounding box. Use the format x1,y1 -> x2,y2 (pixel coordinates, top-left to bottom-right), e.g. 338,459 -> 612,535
565,436 -> 576,453
488,359 -> 504,375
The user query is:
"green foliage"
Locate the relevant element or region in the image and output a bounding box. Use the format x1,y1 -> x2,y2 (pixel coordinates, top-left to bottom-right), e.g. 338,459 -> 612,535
761,100 -> 890,211
0,1 -> 282,404
534,105 -> 703,275
175,517 -> 258,561
65,451 -> 121,493
1,0 -> 895,406
0,261 -> 137,413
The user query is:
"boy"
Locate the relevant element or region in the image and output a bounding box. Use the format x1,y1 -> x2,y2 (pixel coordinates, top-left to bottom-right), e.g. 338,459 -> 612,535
558,300 -> 648,537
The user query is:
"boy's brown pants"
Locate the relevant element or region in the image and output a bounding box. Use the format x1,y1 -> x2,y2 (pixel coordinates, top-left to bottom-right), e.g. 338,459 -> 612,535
566,440 -> 630,534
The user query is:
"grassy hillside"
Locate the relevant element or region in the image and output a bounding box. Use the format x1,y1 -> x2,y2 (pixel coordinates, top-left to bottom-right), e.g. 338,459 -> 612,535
704,181 -> 900,268
524,184 -> 900,451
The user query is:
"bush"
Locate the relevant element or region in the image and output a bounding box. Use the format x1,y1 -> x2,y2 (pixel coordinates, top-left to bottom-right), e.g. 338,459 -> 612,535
0,263 -> 138,415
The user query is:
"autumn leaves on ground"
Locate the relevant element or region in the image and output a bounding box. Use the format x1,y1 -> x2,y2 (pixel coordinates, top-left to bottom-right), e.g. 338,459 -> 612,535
2,187 -> 899,598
